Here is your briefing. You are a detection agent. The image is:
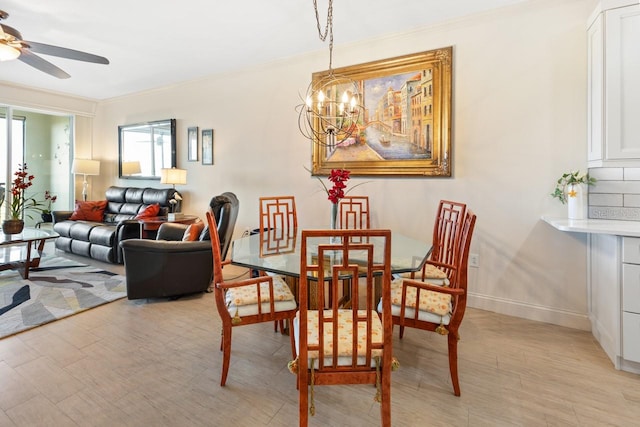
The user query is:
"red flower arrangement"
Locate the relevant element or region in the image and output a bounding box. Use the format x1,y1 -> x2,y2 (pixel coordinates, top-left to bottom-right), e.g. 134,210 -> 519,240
8,163 -> 41,220
305,166 -> 368,204
42,190 -> 58,214
327,169 -> 350,204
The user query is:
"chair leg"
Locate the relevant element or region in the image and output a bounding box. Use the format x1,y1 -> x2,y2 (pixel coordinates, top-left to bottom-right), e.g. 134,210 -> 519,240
399,325 -> 405,339
299,371 -> 308,427
289,321 -> 297,360
448,333 -> 461,396
380,367 -> 391,427
220,324 -> 232,386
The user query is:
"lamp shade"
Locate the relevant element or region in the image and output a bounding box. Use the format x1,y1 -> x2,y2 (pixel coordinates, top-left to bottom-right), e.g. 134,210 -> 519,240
72,159 -> 100,175
160,168 -> 187,185
121,161 -> 142,175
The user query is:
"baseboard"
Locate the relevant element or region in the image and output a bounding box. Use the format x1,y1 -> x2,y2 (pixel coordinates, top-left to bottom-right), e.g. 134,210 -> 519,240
468,292 -> 591,331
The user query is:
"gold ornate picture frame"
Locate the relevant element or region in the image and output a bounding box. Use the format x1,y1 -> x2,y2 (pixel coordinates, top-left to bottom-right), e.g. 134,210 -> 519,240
310,47 -> 452,177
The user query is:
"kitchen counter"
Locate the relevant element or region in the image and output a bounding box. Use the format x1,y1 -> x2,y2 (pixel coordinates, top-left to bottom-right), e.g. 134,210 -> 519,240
542,216 -> 640,237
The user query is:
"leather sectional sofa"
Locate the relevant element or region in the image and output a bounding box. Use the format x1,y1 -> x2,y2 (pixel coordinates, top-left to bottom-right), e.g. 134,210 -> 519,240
52,186 -> 180,264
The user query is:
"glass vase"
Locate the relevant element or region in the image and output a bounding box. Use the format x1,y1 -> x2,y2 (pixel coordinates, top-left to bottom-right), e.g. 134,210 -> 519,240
330,203 -> 338,229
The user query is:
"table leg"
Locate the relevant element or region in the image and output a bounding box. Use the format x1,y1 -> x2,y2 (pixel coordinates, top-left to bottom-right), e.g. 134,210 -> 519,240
19,241 -> 33,279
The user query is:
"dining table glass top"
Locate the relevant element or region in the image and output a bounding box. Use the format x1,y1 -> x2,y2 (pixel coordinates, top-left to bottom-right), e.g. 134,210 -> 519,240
230,229 -> 432,279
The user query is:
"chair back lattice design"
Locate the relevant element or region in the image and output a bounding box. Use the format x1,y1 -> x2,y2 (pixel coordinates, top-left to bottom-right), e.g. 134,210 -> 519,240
259,196 -> 297,247
294,228 -> 393,427
338,196 -> 370,229
424,200 -> 466,280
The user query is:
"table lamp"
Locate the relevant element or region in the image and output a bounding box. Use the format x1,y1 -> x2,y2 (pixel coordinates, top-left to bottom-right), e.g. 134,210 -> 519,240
161,168 -> 187,220
72,159 -> 100,201
121,161 -> 142,176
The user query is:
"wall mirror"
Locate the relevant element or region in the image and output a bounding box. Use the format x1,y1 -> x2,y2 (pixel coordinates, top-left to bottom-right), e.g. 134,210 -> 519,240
118,118 -> 176,179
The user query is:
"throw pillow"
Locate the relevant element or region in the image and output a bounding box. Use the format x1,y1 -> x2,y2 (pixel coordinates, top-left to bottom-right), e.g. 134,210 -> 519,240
135,203 -> 160,219
69,200 -> 108,221
182,221 -> 205,241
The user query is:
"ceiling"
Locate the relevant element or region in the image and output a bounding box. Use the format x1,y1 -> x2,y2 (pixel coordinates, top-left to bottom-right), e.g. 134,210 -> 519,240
0,0 -> 528,100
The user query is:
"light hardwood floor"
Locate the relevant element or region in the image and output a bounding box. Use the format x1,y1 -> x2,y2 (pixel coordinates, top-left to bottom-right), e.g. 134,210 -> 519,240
1,248 -> 639,426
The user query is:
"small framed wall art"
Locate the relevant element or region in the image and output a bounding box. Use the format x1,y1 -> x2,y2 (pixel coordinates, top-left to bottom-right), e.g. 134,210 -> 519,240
202,129 -> 214,165
187,126 -> 198,161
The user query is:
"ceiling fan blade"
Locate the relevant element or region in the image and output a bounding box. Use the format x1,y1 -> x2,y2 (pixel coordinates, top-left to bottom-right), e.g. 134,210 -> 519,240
1,23 -> 22,40
23,41 -> 109,64
18,49 -> 70,79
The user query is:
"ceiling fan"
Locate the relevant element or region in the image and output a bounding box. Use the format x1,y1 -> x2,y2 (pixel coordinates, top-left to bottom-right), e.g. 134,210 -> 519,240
0,9 -> 109,79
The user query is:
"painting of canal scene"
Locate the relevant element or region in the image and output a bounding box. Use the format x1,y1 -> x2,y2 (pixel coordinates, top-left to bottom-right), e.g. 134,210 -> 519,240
310,47 -> 452,177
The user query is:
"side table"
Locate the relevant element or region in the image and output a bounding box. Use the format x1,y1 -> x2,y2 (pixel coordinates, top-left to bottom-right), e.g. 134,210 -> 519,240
137,215 -> 200,239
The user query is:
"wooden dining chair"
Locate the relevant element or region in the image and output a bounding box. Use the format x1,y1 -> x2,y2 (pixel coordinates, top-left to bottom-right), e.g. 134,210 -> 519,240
338,195 -> 370,229
206,208 -> 297,386
386,210 -> 476,396
259,196 -> 298,332
291,228 -> 394,427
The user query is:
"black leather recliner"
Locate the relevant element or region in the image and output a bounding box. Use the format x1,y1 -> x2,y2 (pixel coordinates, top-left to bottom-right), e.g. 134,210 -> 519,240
120,192 -> 239,300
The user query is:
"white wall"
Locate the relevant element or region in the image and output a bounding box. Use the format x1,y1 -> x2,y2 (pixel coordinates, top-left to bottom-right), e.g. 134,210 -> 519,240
3,0 -> 595,330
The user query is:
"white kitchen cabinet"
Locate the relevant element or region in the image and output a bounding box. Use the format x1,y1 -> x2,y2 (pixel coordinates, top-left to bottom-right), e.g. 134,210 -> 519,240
589,234 -> 640,372
622,238 -> 640,363
587,1 -> 640,166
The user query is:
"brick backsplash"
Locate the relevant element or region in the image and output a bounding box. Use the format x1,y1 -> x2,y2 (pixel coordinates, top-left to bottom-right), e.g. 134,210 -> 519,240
588,167 -> 640,220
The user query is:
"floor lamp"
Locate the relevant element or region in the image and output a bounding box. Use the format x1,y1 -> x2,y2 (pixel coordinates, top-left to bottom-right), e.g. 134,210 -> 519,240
72,159 -> 100,201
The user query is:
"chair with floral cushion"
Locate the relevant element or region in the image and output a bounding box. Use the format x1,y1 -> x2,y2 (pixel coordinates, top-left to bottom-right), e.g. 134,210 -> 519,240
384,210 -> 476,396
400,200 -> 466,294
337,195 -> 370,229
290,228 -> 394,427
206,208 -> 297,386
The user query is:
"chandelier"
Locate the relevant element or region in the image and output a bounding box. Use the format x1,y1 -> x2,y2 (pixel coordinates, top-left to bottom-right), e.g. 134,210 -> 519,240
297,0 -> 363,147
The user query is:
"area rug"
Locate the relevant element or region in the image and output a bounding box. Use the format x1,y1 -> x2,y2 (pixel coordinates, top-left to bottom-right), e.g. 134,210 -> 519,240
0,256 -> 126,339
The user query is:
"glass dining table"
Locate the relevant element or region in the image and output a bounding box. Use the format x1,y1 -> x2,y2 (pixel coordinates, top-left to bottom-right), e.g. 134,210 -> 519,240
230,229 -> 432,306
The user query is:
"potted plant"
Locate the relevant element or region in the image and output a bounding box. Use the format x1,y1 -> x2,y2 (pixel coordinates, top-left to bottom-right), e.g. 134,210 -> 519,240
41,190 -> 58,223
551,170 -> 596,219
2,163 -> 42,234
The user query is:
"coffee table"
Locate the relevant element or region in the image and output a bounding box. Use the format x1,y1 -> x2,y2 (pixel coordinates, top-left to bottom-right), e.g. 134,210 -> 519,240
0,228 -> 59,279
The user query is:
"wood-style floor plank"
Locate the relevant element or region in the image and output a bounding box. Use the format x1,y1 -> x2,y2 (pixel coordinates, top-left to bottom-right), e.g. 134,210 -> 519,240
1,249 -> 639,426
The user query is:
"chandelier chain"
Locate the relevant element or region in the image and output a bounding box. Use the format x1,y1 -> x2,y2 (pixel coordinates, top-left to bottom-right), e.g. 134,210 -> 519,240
313,0 -> 334,70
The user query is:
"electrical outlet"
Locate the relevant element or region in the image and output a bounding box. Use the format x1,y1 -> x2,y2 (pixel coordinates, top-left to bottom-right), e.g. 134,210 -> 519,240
469,253 -> 480,268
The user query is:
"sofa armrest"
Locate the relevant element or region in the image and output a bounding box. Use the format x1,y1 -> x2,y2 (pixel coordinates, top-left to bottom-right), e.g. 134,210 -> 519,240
52,210 -> 73,224
157,222 -> 189,241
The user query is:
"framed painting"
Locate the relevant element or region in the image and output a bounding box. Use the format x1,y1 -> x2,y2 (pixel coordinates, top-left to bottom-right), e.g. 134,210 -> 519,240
202,129 -> 214,165
309,47 -> 453,177
187,126 -> 198,161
